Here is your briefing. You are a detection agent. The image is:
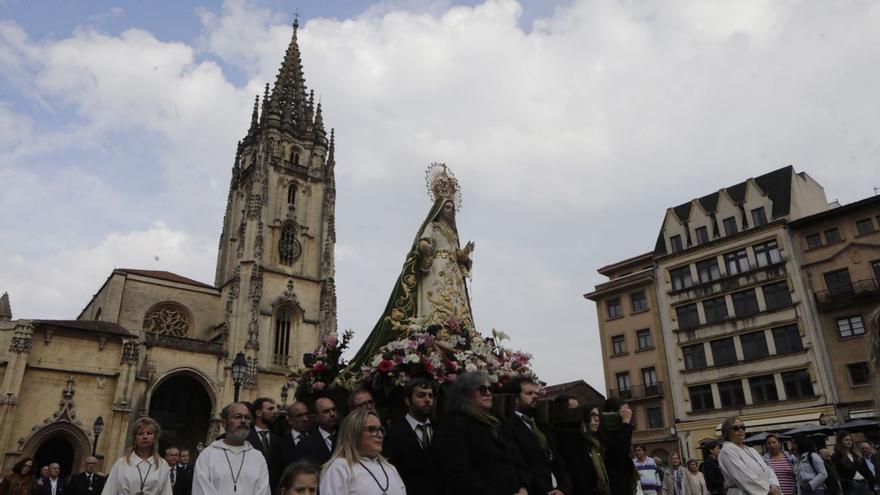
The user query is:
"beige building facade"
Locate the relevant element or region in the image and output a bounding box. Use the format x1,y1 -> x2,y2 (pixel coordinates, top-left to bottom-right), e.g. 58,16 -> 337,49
788,195 -> 880,422
585,253 -> 678,459
0,19 -> 336,477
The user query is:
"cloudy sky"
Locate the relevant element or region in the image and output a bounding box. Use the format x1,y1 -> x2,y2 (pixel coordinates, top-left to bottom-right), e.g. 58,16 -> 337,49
2,0 -> 879,390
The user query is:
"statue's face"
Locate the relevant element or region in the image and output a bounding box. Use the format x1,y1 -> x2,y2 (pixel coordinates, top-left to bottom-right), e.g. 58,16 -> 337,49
439,201 -> 455,223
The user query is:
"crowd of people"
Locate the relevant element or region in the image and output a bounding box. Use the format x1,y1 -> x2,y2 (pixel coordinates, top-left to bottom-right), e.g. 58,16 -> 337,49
2,372 -> 879,495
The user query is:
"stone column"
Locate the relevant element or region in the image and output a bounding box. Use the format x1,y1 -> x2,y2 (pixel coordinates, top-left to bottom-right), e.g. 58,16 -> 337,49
0,322 -> 33,467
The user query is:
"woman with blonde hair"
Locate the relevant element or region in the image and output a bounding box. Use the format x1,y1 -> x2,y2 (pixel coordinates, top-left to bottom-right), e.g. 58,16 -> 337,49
102,416 -> 173,495
318,407 -> 406,494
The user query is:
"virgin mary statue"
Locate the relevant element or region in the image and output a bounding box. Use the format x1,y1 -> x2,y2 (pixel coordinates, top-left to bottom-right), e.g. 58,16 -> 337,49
349,163 -> 476,369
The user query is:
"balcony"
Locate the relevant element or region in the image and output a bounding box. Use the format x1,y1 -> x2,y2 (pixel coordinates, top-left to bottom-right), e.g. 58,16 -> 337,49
608,382 -> 664,401
272,354 -> 292,367
815,279 -> 880,309
143,332 -> 225,356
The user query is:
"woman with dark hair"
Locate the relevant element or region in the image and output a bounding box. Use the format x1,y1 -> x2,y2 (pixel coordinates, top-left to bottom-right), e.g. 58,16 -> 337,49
0,457 -> 37,495
600,397 -> 638,495
831,433 -> 876,495
795,436 -> 828,495
556,403 -> 611,495
433,370 -> 528,495
277,462 -> 318,495
718,416 -> 780,495
762,434 -> 798,495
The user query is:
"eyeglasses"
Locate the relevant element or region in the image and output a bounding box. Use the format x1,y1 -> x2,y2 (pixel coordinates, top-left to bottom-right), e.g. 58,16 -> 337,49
356,399 -> 375,408
363,426 -> 386,437
477,385 -> 492,396
730,425 -> 746,432
230,414 -> 253,422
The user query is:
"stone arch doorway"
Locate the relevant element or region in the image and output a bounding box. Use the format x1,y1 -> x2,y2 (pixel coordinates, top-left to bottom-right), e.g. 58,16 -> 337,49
34,435 -> 75,479
20,421 -> 92,480
148,372 -> 213,453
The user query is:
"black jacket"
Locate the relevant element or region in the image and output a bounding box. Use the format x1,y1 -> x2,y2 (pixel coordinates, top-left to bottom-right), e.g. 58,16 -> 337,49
382,418 -> 442,495
272,431 -> 308,482
700,456 -> 725,495
66,473 -> 104,495
298,429 -> 334,468
600,422 -> 635,495
556,422 -> 603,495
38,478 -> 67,495
501,414 -> 572,495
433,410 -> 528,495
248,428 -> 282,493
831,451 -> 876,492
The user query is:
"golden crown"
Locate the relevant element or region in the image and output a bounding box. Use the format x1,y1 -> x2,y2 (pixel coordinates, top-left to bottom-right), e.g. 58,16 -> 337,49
425,162 -> 462,210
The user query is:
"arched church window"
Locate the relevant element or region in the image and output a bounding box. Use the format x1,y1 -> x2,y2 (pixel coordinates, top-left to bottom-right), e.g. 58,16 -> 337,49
143,302 -> 191,337
287,184 -> 297,206
278,222 -> 302,266
273,308 -> 293,366
292,149 -> 300,165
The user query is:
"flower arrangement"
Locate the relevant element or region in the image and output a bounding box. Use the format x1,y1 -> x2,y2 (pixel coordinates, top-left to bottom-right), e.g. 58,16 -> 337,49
289,329 -> 354,395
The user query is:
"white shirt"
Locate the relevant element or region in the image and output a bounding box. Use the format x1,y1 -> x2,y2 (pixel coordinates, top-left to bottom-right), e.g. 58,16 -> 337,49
319,457 -> 407,495
254,426 -> 271,448
192,440 -> 269,495
405,414 -> 432,445
291,429 -> 306,446
319,427 -> 334,451
50,478 -> 58,495
101,452 -> 173,495
718,442 -> 780,495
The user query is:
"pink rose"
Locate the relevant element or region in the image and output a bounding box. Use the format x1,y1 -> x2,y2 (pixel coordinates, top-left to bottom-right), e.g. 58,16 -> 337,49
378,359 -> 395,373
325,335 -> 338,349
313,381 -> 326,391
313,362 -> 326,372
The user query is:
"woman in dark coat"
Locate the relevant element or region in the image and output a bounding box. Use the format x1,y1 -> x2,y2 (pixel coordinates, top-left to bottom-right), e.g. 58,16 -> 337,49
831,433 -> 876,495
0,457 -> 37,495
433,371 -> 528,495
601,397 -> 638,495
556,403 -> 611,495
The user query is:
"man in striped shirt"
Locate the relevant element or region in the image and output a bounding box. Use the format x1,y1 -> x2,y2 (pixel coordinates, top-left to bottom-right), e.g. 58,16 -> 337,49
634,445 -> 663,495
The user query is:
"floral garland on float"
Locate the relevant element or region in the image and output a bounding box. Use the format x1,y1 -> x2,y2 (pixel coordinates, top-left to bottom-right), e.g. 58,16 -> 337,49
289,329 -> 354,395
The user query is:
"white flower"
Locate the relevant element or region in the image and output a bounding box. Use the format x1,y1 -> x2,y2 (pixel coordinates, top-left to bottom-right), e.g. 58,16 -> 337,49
465,363 -> 477,372
371,355 -> 384,367
488,374 -> 499,383
407,353 -> 420,364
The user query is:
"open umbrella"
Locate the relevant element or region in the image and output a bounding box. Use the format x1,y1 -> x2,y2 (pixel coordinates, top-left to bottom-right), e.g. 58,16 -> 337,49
784,424 -> 834,437
744,431 -> 792,446
835,419 -> 880,432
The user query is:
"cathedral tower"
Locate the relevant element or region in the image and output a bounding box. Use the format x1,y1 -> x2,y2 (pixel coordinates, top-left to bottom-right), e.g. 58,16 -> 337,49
215,18 -> 337,389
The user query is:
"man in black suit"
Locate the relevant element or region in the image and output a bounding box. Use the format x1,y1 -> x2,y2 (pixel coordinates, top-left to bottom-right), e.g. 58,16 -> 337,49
860,442 -> 879,491
382,378 -> 441,495
66,457 -> 104,495
299,397 -> 338,467
274,401 -> 311,475
501,376 -> 571,495
175,449 -> 193,495
246,397 -> 282,493
39,462 -> 66,495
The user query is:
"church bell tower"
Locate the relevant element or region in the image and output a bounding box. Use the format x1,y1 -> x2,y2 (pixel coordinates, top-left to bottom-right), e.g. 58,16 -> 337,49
214,17 -> 337,390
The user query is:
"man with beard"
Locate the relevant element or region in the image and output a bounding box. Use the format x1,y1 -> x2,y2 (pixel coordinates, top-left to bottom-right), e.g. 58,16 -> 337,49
299,397 -> 338,467
382,378 -> 442,495
192,402 -> 270,495
247,398 -> 281,493
501,376 -> 571,495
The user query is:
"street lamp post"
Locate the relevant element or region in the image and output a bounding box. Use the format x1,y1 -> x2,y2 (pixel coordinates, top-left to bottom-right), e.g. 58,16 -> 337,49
92,416 -> 104,456
231,352 -> 248,402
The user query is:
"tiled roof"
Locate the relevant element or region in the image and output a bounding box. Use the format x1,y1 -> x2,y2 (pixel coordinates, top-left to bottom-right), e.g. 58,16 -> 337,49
35,320 -> 137,337
116,269 -> 216,290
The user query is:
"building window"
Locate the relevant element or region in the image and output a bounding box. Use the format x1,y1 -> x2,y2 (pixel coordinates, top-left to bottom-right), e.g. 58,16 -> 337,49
616,372 -> 632,399
95,307 -> 102,321
824,228 -> 841,244
631,291 -> 648,313
273,308 -> 292,365
732,289 -> 760,317
806,233 -> 822,249
637,329 -> 653,349
740,331 -> 769,360
696,258 -> 721,283
287,184 -> 297,205
762,281 -> 792,311
782,370 -> 814,399
143,302 -> 191,337
676,303 -> 701,330
647,407 -> 664,429
753,240 -> 781,267
724,249 -> 750,275
872,260 -> 880,281
718,379 -> 746,407
711,337 -> 737,365
751,207 -> 768,227
837,315 -> 865,338
670,235 -> 684,253
642,367 -> 659,396
683,343 -> 707,370
695,226 -> 710,245
824,269 -> 853,295
278,221 -> 302,266
723,217 -> 738,236
607,298 -> 622,318
772,324 -> 803,354
689,384 -> 715,411
612,335 -> 626,355
848,362 -> 870,386
703,296 -> 729,324
856,218 -> 875,235
749,375 -> 779,404
671,266 -> 694,291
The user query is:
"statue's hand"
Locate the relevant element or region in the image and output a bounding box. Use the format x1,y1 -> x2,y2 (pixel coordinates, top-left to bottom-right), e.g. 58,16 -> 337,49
464,241 -> 476,253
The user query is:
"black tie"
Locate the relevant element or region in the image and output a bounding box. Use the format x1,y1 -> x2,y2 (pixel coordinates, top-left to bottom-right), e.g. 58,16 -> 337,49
170,468 -> 176,485
416,424 -> 432,449
259,430 -> 270,453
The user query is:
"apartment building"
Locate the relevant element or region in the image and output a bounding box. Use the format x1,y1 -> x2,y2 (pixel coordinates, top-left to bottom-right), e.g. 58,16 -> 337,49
788,194 -> 880,421
584,253 -> 678,458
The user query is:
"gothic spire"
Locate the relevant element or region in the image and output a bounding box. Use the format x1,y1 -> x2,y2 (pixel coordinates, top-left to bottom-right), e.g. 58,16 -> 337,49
268,16 -> 308,127
314,99 -> 326,139
0,292 -> 11,322
249,94 -> 260,132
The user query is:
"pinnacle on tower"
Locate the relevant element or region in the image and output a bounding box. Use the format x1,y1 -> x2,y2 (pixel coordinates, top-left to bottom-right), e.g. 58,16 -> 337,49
314,100 -> 326,139
267,15 -> 308,128
249,94 -> 260,132
0,292 -> 11,322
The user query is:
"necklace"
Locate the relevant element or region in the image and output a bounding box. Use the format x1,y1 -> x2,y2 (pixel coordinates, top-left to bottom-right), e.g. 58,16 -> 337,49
135,459 -> 152,495
358,458 -> 389,494
223,449 -> 247,492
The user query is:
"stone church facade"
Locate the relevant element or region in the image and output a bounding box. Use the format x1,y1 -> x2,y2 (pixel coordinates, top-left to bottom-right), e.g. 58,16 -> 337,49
0,18 -> 336,476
